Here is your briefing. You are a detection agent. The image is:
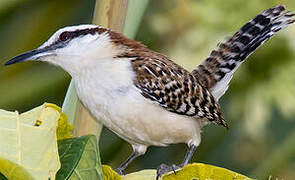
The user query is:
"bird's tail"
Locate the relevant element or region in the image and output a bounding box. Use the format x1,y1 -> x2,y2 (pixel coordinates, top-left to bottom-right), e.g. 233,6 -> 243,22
192,5 -> 295,100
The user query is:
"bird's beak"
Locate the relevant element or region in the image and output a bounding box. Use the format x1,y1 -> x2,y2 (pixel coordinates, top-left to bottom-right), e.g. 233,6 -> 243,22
5,47 -> 52,66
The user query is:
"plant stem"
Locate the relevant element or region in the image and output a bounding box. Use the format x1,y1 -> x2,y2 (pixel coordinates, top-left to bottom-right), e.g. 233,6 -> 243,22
62,0 -> 149,139
62,0 -> 129,138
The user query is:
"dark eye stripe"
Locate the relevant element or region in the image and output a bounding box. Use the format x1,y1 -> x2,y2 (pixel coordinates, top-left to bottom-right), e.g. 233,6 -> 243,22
69,27 -> 102,38
58,27 -> 100,42
44,27 -> 106,50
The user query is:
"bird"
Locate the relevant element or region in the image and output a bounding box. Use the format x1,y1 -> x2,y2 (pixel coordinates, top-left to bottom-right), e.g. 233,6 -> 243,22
5,5 -> 295,179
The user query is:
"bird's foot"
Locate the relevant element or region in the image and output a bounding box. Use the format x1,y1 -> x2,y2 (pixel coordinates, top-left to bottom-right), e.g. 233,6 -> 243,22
115,167 -> 125,175
156,163 -> 182,180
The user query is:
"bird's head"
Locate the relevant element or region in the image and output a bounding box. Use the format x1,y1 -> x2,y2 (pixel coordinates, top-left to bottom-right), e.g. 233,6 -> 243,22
5,24 -> 145,75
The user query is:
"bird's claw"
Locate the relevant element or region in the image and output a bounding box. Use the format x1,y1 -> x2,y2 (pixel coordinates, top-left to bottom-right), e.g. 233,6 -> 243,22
115,168 -> 125,175
156,163 -> 182,180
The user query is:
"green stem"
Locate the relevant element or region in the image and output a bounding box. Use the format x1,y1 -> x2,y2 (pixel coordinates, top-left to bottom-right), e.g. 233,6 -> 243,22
124,0 -> 149,38
61,0 -> 149,124
61,81 -> 77,124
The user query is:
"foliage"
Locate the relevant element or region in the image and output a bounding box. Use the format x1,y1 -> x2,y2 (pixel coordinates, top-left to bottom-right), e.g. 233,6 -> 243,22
0,158 -> 33,180
0,104 -> 103,180
46,103 -> 73,140
102,165 -> 121,180
0,104 -> 61,180
162,163 -> 252,180
102,163 -> 253,180
56,135 -> 103,180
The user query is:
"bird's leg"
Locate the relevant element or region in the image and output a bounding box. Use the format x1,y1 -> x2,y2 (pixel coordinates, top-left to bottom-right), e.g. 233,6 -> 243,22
115,151 -> 141,175
156,145 -> 197,180
181,144 -> 197,166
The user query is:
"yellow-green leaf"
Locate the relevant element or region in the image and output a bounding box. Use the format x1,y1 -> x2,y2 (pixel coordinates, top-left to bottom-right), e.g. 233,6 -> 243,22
103,163 -> 253,180
0,157 -> 34,180
162,163 -> 253,180
45,103 -> 73,140
123,169 -> 156,180
0,103 -> 61,180
102,165 -> 121,180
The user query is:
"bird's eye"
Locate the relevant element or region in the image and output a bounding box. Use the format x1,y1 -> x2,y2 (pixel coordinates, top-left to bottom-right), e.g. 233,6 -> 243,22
59,32 -> 71,41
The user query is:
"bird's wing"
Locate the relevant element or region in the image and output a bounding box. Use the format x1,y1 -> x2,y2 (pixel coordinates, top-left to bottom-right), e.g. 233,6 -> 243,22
191,5 -> 295,100
131,52 -> 227,128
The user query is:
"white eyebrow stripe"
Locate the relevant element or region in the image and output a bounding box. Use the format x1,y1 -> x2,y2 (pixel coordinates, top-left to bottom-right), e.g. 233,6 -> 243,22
39,24 -> 100,49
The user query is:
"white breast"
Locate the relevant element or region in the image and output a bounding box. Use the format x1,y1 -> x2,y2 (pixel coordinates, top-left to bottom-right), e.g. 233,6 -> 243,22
74,58 -> 202,147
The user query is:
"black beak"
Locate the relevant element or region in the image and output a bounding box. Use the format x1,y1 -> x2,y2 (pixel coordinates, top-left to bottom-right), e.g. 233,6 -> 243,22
5,48 -> 49,66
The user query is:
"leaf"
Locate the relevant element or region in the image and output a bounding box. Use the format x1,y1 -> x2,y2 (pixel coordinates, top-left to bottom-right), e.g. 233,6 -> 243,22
0,157 -> 34,180
122,169 -> 156,180
102,165 -> 121,180
0,173 -> 7,180
103,163 -> 252,180
45,103 -> 73,140
162,163 -> 253,180
0,103 -> 61,180
56,135 -> 104,180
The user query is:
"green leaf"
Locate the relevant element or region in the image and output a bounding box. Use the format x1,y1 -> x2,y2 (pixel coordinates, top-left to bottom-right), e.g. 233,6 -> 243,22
0,157 -> 34,180
162,163 -> 253,180
102,163 -> 253,180
56,135 -> 104,180
0,173 -> 7,180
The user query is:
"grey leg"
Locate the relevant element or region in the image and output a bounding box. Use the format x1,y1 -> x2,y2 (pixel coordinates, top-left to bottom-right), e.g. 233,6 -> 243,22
115,151 -> 140,175
182,144 -> 197,166
156,145 -> 197,180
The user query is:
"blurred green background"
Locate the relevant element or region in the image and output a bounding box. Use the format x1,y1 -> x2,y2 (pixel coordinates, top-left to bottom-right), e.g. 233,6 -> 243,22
1,0 -> 295,179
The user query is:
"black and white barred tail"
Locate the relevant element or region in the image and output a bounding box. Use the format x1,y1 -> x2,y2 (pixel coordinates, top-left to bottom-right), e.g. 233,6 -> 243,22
192,5 -> 295,100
